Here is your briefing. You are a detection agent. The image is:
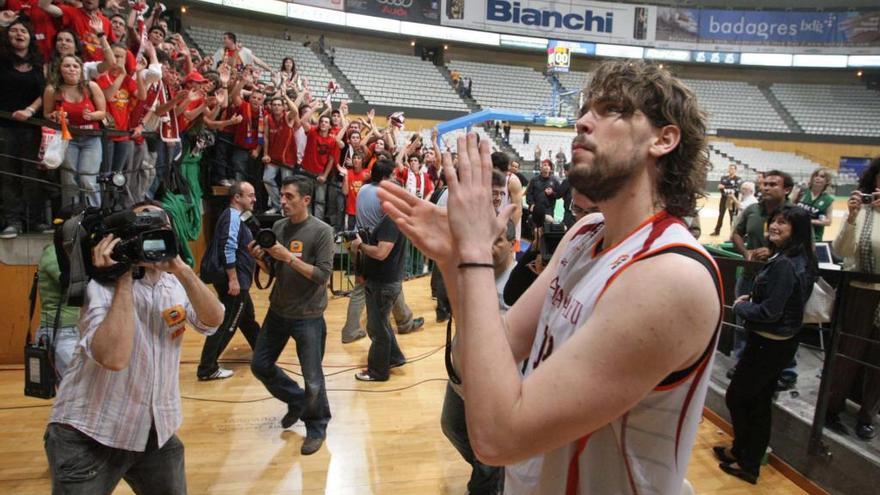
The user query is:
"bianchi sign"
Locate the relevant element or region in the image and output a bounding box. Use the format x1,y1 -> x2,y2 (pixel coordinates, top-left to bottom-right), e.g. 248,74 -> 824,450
441,0 -> 656,44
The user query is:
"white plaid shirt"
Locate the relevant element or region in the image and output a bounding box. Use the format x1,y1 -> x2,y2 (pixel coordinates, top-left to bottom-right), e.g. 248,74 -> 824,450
50,274 -> 217,451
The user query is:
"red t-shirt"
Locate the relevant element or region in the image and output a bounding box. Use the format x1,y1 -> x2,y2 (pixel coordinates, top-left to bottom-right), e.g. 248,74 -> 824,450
266,113 -> 296,168
396,168 -> 434,200
59,5 -> 115,62
97,72 -> 137,140
177,97 -> 205,134
301,127 -> 338,176
345,168 -> 370,215
7,0 -> 56,61
55,89 -> 98,130
233,101 -> 263,150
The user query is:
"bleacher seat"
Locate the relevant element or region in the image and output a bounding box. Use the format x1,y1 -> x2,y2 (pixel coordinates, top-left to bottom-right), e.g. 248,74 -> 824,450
770,83 -> 880,137
334,47 -> 468,112
186,26 -> 348,102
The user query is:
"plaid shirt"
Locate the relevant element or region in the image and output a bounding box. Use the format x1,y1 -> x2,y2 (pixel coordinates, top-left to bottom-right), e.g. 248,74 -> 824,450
50,274 -> 217,451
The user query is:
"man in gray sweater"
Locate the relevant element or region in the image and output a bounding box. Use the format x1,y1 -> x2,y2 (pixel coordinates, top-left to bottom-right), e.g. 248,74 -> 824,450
249,175 -> 335,456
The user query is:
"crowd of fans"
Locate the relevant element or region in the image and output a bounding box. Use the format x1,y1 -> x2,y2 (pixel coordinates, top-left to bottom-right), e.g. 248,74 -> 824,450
0,0 -> 461,240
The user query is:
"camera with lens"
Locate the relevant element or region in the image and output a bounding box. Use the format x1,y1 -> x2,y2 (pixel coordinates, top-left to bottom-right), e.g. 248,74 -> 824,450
540,221 -> 566,264
240,211 -> 277,249
92,209 -> 179,265
861,192 -> 876,205
335,228 -> 369,243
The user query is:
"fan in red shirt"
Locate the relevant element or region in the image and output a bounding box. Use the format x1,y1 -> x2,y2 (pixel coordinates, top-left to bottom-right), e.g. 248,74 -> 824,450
7,0 -> 56,60
301,113 -> 339,220
49,0 -> 116,62
96,45 -> 145,171
260,93 -> 303,213
396,154 -> 434,200
341,152 -> 370,230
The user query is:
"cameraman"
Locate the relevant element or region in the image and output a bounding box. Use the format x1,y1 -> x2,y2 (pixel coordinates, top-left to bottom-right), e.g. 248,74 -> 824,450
248,176 -> 334,456
44,201 -> 224,494
351,159 -> 414,382
711,164 -> 742,236
197,181 -> 261,381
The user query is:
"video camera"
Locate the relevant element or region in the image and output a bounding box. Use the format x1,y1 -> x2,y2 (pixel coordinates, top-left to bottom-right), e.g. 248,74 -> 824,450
335,228 -> 369,243
57,206 -> 179,306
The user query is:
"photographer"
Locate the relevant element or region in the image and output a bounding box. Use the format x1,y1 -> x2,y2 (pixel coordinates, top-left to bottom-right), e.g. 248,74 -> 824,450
711,164 -> 742,236
44,201 -> 224,494
197,182 -> 261,381
248,176 -> 334,456
351,159 -> 414,382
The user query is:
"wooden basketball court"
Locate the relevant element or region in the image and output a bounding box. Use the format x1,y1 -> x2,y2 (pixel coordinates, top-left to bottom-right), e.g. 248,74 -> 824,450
0,271 -> 816,494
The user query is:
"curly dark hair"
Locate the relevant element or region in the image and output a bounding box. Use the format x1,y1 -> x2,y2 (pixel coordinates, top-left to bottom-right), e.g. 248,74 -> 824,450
857,156 -> 880,194
583,60 -> 709,218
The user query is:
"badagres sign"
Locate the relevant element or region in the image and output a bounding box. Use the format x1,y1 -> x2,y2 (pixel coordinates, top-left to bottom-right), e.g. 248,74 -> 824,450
441,0 -> 656,45
346,0 -> 441,24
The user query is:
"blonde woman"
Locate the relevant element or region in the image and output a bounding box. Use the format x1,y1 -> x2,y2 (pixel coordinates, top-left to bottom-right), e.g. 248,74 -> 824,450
43,54 -> 106,207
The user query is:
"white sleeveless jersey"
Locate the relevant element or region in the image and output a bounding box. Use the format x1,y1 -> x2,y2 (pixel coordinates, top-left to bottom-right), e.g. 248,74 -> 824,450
505,211 -> 721,495
501,173 -> 522,241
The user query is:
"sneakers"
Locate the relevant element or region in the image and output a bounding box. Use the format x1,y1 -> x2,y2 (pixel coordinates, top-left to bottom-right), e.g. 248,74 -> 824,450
398,317 -> 425,335
341,329 -> 366,344
198,367 -> 234,381
301,436 -> 324,455
0,225 -> 20,239
33,223 -> 54,234
355,370 -> 387,382
857,423 -> 876,440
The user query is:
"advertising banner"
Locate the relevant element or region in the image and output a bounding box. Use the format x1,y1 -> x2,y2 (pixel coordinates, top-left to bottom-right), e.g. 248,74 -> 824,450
293,0 -> 345,10
441,0 -> 656,45
840,157 -> 872,178
346,0 -> 441,24
657,8 -> 880,48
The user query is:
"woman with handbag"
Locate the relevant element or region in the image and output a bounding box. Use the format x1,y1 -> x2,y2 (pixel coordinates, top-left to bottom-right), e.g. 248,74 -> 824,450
43,54 -> 106,208
0,19 -> 47,238
716,206 -> 817,484
828,156 -> 880,440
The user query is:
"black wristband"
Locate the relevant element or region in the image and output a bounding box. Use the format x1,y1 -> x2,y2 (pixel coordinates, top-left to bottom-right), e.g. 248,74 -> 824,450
458,262 -> 494,270
97,32 -> 106,38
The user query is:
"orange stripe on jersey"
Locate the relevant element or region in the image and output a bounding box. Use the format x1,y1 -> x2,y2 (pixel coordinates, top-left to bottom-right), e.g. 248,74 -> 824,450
591,210 -> 670,259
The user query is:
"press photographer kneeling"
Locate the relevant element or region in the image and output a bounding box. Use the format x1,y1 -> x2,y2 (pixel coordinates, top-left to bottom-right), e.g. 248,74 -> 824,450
44,201 -> 224,495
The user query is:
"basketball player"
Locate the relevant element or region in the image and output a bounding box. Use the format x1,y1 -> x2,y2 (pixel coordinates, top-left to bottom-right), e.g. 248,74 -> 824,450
378,59 -> 721,494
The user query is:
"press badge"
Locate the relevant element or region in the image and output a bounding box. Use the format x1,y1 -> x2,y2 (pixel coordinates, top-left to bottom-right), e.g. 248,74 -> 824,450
162,305 -> 187,339
290,240 -> 303,259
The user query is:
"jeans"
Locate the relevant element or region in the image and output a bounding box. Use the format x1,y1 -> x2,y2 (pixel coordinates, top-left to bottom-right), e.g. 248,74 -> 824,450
61,135 -> 102,208
365,280 -> 406,380
341,281 -> 414,341
0,125 -> 44,228
263,164 -> 294,210
732,274 -> 754,361
230,147 -> 251,182
105,139 -> 134,173
35,326 -> 79,380
441,383 -> 504,495
44,423 -> 186,495
148,140 -> 180,199
311,180 -> 328,223
197,285 -> 260,379
125,141 -> 152,208
726,332 -> 799,476
251,310 -> 331,438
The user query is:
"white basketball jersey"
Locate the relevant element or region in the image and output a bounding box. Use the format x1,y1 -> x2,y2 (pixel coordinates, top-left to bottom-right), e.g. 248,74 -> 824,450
505,211 -> 722,495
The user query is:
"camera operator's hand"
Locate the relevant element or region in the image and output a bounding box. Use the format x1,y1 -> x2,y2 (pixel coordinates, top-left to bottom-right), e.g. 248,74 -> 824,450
247,241 -> 270,272
349,234 -> 362,254
265,242 -> 293,263
93,234 -> 122,268
151,255 -> 188,275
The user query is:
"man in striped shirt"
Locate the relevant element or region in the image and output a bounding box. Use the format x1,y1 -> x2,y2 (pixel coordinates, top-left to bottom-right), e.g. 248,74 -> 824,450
45,202 -> 224,495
